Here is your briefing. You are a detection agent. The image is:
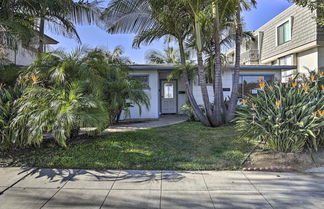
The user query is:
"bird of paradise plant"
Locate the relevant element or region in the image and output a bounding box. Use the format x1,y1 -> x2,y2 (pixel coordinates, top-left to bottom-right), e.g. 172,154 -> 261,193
234,72 -> 324,152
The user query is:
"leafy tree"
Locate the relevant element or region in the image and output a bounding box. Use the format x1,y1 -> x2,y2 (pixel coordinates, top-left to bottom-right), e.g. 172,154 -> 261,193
291,0 -> 324,25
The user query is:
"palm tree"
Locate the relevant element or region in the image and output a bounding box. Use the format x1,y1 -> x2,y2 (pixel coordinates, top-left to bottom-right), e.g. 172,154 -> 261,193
226,0 -> 256,122
103,0 -> 211,126
34,0 -> 102,53
0,0 -> 102,54
145,47 -> 180,64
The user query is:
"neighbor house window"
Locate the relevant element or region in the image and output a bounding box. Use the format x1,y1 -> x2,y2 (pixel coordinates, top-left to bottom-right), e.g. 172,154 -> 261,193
279,55 -> 292,65
238,75 -> 275,97
131,75 -> 149,89
277,19 -> 291,45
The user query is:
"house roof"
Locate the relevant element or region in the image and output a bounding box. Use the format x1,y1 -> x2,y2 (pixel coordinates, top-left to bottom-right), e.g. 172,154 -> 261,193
34,31 -> 59,44
129,64 -> 297,71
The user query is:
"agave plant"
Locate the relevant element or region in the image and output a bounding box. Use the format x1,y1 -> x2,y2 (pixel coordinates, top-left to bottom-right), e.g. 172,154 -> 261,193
234,72 -> 324,152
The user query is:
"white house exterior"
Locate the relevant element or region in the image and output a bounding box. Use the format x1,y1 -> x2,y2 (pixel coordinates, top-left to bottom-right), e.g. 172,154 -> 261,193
225,4 -> 324,82
123,64 -> 291,120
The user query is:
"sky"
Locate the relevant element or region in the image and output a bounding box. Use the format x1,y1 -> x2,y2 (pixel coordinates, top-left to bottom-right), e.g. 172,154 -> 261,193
47,0 -> 293,64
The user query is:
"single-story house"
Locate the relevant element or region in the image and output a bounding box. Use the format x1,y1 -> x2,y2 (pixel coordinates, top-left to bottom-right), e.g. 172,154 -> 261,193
121,64 -> 297,120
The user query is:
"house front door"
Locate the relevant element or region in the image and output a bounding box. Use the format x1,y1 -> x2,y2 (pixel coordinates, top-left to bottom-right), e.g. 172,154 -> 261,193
161,80 -> 177,114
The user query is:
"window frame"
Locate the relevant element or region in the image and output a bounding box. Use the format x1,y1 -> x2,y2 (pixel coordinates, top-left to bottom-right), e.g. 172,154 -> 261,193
131,74 -> 150,89
238,74 -> 275,98
276,17 -> 293,46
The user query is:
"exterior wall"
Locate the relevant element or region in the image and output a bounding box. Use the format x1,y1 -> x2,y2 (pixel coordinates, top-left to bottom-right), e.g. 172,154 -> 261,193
297,48 -> 319,74
121,69 -> 160,119
192,69 -> 281,105
6,43 -> 37,66
256,5 -> 317,62
318,47 -> 324,71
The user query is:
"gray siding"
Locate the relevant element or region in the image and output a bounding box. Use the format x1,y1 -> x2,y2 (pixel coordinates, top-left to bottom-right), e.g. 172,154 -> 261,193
256,5 -> 317,61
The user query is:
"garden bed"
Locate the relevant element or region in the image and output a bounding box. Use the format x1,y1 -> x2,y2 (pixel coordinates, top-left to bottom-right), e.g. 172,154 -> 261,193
244,148 -> 324,171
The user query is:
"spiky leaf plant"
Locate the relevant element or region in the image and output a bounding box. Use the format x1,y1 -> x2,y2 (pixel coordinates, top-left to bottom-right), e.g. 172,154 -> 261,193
234,72 -> 324,152
0,86 -> 23,147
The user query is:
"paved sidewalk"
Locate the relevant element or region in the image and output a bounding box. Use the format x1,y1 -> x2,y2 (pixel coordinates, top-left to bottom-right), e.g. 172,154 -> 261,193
106,115 -> 187,133
0,168 -> 324,209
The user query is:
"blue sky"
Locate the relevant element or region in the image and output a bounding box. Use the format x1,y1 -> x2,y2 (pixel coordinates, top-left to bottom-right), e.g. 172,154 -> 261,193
47,0 -> 293,63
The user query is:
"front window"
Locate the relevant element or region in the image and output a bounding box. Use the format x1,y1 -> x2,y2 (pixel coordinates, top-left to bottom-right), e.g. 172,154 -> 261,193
131,75 -> 149,89
238,75 -> 275,97
277,20 -> 291,45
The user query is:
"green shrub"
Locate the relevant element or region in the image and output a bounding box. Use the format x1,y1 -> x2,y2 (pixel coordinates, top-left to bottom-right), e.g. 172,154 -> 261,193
234,72 -> 324,152
0,65 -> 22,86
0,86 -> 23,146
11,82 -> 109,147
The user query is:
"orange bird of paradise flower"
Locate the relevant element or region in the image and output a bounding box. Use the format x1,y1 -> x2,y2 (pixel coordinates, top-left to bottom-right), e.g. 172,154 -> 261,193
291,82 -> 298,87
317,110 -> 324,116
275,100 -> 281,107
259,82 -> 265,89
242,99 -> 247,105
31,75 -> 39,84
310,75 -> 316,81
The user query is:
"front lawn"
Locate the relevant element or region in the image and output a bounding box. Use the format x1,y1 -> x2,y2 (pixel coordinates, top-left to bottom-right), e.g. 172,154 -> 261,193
1,122 -> 254,170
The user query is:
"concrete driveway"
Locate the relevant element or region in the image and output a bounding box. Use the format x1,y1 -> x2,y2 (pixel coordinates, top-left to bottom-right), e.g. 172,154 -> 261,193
0,167 -> 323,209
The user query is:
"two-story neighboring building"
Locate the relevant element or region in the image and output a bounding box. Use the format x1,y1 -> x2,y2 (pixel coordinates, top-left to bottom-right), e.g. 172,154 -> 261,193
226,4 -> 324,82
1,32 -> 58,66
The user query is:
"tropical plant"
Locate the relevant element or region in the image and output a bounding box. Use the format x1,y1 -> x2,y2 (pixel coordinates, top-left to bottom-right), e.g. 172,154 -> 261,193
103,0 -> 211,126
12,82 -> 109,147
0,0 -> 102,53
103,0 -> 257,127
234,73 -> 324,152
0,65 -> 22,87
145,47 -> 180,64
0,86 -> 23,147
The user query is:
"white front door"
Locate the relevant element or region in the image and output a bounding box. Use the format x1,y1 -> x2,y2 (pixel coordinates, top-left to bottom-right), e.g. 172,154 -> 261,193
161,80 -> 177,114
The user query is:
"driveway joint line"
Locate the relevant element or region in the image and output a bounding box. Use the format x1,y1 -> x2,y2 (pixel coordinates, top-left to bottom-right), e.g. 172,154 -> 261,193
99,169 -> 121,209
241,171 -> 274,209
39,169 -> 82,209
159,170 -> 162,209
201,170 -> 216,209
0,167 -> 38,196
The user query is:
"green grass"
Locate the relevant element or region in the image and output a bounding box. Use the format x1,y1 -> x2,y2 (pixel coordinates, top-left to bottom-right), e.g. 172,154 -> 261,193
1,122 -> 254,170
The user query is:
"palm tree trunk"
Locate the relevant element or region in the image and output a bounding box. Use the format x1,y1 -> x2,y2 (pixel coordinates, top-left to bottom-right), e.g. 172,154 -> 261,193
212,2 -> 224,126
179,39 -> 211,126
38,18 -> 45,54
226,8 -> 242,123
193,17 -> 215,125
197,50 -> 217,125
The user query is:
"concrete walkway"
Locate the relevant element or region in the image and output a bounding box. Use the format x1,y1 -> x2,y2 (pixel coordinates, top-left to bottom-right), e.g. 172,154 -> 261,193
1,167 -> 324,209
106,115 -> 187,133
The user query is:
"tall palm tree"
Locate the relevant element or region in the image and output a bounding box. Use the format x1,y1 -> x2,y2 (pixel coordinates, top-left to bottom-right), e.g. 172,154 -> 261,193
226,0 -> 256,122
34,0 -> 102,53
145,47 -> 180,64
0,0 -> 102,54
102,0 -> 211,126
